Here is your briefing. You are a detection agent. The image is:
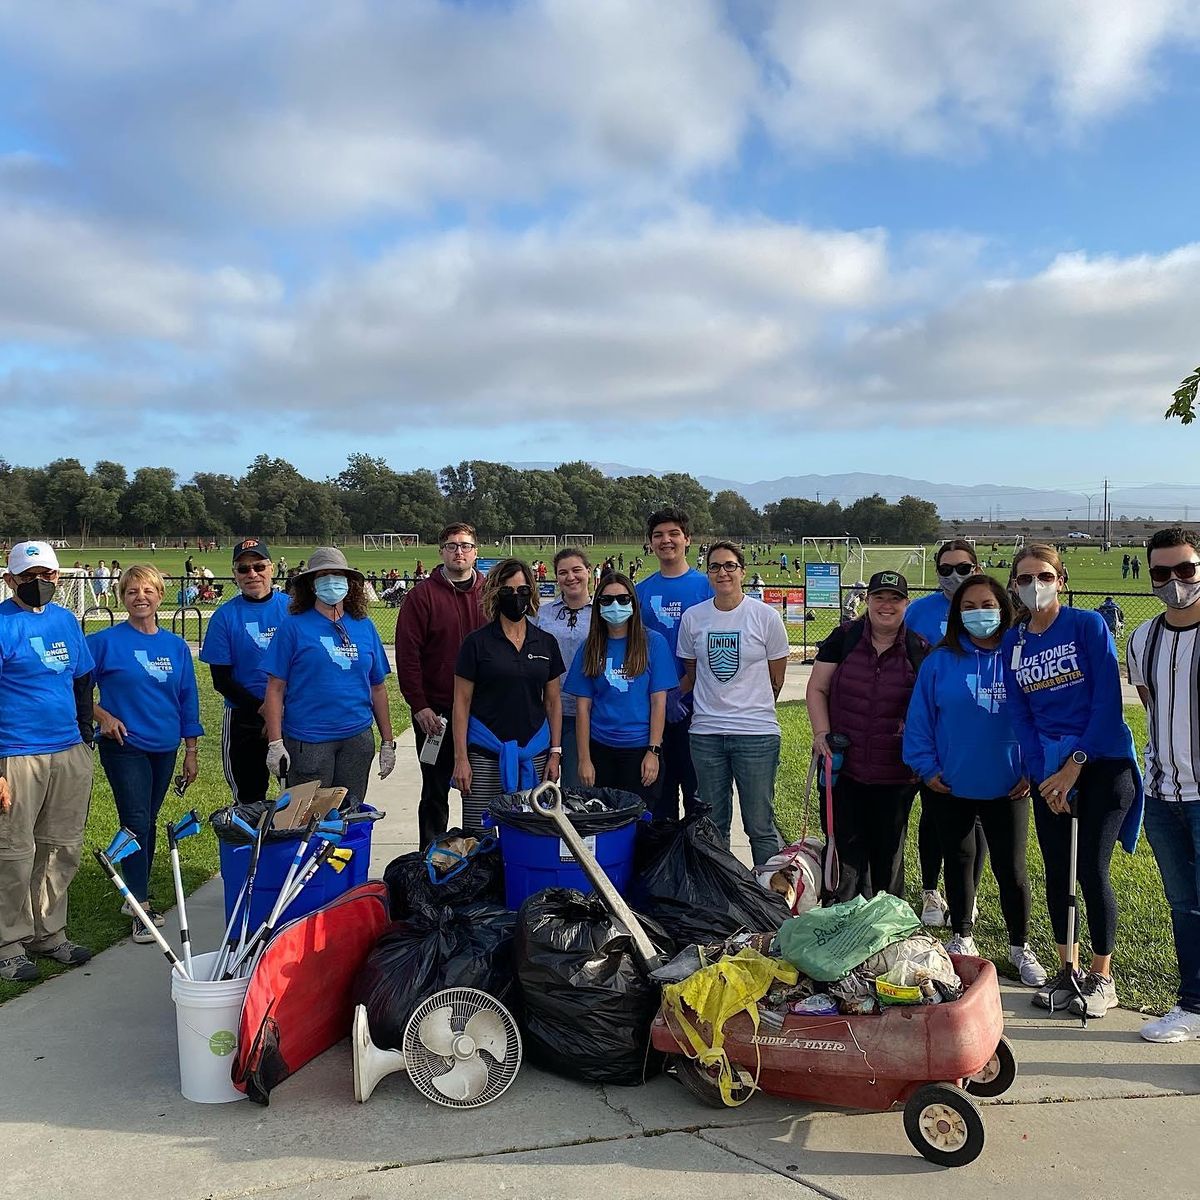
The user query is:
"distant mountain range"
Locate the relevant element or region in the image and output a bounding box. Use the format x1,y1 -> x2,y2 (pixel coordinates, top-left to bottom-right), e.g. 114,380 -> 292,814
509,463 -> 1200,521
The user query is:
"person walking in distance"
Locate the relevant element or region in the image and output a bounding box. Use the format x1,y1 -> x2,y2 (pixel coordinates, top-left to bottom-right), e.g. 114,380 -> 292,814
635,507 -> 713,820
0,542 -> 96,982
200,538 -> 290,805
394,523 -> 485,846
1128,527 -> 1200,1042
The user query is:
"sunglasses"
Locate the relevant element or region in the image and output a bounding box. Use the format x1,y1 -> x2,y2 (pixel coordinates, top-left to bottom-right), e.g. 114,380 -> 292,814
333,620 -> 352,648
498,585 -> 532,598
235,562 -> 270,575
707,561 -> 743,574
937,562 -> 976,578
1148,561 -> 1200,585
598,594 -> 633,606
1015,571 -> 1058,586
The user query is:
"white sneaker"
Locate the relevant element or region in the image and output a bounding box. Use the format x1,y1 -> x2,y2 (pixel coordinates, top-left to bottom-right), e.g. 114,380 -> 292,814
921,890 -> 949,927
1009,944 -> 1048,988
945,934 -> 978,957
1140,1005 -> 1200,1043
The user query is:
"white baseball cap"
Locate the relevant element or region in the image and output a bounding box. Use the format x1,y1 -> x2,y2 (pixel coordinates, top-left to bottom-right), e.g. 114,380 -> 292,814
7,541 -> 60,576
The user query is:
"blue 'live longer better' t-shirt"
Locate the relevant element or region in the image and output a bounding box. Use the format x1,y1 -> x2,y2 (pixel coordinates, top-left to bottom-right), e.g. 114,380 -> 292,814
0,599 -> 94,757
262,609 -> 390,742
563,629 -> 677,747
634,569 -> 713,676
88,622 -> 204,753
200,591 -> 292,708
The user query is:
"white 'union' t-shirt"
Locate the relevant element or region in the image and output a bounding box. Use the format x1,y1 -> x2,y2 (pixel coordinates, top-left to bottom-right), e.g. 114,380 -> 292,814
677,597 -> 789,737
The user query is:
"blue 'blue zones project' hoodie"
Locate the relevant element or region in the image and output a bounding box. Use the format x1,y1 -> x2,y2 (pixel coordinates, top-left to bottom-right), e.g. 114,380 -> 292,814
903,637 -> 1023,799
1000,606 -> 1143,851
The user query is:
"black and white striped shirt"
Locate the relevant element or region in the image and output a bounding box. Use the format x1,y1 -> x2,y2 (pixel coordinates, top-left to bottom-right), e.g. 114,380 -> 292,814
1127,614 -> 1200,802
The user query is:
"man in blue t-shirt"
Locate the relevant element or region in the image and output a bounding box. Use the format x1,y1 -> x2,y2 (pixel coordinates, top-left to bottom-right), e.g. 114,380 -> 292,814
0,542 -> 96,982
635,507 -> 714,819
200,538 -> 291,804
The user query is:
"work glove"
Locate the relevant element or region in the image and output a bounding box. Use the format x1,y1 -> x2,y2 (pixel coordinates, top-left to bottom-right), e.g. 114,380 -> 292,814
266,739 -> 290,780
665,686 -> 690,725
379,740 -> 397,779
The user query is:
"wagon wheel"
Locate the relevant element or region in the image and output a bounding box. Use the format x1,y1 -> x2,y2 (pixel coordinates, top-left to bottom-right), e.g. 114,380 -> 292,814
903,1083 -> 985,1167
670,1055 -> 756,1109
965,1035 -> 1018,1098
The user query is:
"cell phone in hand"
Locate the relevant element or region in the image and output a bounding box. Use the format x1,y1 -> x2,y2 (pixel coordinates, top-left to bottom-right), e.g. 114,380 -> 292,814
419,720 -> 447,765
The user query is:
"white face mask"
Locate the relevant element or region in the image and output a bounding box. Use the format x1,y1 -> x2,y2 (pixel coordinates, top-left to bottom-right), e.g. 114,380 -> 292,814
1017,579 -> 1058,612
1154,578 -> 1200,611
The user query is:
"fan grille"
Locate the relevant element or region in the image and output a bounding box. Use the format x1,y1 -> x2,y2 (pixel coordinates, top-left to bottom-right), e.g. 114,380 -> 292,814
402,988 -> 522,1108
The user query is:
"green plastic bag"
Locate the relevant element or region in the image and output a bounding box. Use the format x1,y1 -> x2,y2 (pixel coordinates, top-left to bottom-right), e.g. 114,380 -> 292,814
775,894 -> 920,982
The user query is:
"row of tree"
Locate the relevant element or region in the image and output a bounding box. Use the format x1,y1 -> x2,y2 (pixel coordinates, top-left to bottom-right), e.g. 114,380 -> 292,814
0,455 -> 940,544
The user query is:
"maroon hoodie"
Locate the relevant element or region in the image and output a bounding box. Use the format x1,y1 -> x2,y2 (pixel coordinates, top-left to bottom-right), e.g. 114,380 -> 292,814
394,566 -> 485,714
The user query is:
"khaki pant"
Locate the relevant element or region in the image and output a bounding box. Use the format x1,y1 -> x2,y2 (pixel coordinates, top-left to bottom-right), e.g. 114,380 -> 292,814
0,743 -> 94,959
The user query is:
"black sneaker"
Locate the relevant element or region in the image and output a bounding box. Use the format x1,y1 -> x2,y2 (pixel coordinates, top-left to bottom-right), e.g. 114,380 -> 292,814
0,954 -> 39,982
131,914 -> 165,945
121,899 -> 165,927
1033,963 -> 1082,1012
35,940 -> 93,966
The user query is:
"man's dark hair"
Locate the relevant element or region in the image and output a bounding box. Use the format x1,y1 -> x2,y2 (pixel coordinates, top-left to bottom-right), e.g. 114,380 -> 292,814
438,522 -> 477,545
1147,526 -> 1200,562
646,506 -> 691,540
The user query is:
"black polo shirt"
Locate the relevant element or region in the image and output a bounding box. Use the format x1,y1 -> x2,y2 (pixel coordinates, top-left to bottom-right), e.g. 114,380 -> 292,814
455,619 -> 566,745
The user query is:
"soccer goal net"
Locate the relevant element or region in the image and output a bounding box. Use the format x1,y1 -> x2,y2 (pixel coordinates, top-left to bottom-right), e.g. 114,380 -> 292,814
802,536 -> 866,581
507,534 -> 557,555
563,534 -> 595,547
363,533 -> 419,551
0,568 -> 91,618
863,546 -> 928,586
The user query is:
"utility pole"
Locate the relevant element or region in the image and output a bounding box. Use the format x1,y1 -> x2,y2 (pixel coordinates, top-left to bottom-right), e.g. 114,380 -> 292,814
1102,478 -> 1109,547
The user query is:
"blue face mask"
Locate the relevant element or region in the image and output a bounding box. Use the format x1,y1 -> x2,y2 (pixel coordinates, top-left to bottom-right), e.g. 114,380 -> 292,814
962,608 -> 1002,638
600,602 -> 633,627
314,575 -> 350,605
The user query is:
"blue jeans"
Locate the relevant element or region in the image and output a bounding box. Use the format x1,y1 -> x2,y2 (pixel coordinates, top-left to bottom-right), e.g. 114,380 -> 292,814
98,740 -> 178,903
689,733 -> 781,866
1143,794 -> 1200,1013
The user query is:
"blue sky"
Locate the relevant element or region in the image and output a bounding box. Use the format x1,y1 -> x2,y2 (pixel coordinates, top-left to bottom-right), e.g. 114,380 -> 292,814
1,0 -> 1199,494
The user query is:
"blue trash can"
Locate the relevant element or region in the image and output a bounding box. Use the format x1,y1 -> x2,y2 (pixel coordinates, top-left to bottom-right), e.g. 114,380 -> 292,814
485,789 -> 643,910
219,806 -> 375,930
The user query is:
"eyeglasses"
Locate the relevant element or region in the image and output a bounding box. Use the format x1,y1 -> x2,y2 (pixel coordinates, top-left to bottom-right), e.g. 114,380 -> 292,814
235,562 -> 270,575
498,585 -> 532,598
707,561 -> 743,574
1015,571 -> 1057,586
332,621 -> 352,649
1149,561 -> 1200,584
937,562 -> 976,578
597,594 -> 633,606
441,541 -> 476,553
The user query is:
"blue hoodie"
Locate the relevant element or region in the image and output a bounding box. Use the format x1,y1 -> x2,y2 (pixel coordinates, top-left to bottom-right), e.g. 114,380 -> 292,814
1000,605 -> 1143,851
903,638 -> 1023,799
905,589 -> 951,647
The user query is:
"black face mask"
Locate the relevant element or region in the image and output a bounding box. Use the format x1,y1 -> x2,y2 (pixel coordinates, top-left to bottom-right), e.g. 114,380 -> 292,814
16,577 -> 56,608
498,593 -> 530,621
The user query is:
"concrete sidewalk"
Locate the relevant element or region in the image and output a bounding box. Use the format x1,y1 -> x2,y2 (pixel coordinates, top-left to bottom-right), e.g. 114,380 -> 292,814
1,727 -> 1197,1200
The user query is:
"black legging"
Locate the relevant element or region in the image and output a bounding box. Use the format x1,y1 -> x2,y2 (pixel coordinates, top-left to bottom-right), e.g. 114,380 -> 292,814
821,775 -> 917,903
1032,759 -> 1136,956
918,786 -> 987,894
925,793 -> 1031,943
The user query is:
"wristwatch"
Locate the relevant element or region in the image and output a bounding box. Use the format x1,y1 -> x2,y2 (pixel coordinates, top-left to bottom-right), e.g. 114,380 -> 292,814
549,746 -> 563,755
648,744 -> 663,757
1071,750 -> 1088,766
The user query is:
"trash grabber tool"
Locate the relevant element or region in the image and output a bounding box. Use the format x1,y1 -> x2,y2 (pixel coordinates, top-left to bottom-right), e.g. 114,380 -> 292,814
1061,790 -> 1087,1027
95,830 -> 189,978
165,809 -> 202,978
211,811 -> 260,980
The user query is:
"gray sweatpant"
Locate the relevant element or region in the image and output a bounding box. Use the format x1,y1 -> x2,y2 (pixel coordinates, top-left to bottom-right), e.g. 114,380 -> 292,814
284,728 -> 376,807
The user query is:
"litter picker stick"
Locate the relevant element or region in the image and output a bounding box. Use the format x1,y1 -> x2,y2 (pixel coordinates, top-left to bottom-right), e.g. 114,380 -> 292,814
94,831 -> 189,979
211,811 -> 260,981
234,800 -> 282,960
526,781 -> 660,971
166,809 -> 202,978
821,751 -> 840,896
1064,793 -> 1087,1028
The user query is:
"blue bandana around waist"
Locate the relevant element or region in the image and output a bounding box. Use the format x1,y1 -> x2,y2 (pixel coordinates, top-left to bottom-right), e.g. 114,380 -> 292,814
467,716 -> 550,792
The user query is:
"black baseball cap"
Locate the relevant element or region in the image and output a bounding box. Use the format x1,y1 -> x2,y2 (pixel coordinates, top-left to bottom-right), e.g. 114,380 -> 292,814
232,537 -> 270,563
867,570 -> 908,598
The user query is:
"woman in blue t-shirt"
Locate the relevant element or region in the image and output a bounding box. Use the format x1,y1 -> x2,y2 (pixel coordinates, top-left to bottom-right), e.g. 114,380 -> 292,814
565,573 -> 676,805
1001,543 -> 1143,1021
262,547 -> 394,805
89,565 -> 204,943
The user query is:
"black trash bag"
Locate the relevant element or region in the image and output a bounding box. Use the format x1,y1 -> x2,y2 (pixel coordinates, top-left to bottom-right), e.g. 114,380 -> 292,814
628,809 -> 791,946
384,829 -> 504,920
489,787 -> 643,836
515,887 -> 671,1086
353,902 -> 517,1051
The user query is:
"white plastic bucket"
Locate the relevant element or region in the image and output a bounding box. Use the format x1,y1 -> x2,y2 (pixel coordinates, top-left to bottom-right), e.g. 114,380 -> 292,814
171,950 -> 250,1104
